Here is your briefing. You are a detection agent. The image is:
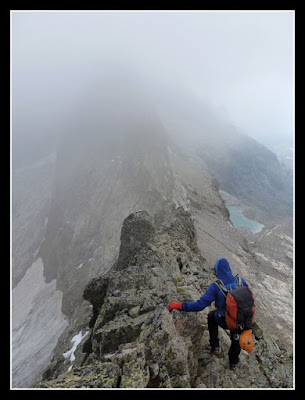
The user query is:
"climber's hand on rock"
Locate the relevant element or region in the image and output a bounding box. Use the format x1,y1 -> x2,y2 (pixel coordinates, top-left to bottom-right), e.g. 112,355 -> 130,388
168,302 -> 182,312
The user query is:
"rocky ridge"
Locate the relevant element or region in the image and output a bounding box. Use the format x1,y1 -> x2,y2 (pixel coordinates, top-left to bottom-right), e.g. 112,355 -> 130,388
36,207 -> 293,388
12,76 -> 293,388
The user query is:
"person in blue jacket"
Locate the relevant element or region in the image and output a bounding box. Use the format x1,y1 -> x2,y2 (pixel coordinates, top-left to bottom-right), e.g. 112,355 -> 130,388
168,257 -> 248,370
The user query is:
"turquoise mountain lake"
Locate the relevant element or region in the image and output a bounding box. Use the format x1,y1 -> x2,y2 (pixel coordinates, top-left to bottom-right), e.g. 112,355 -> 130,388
227,205 -> 264,234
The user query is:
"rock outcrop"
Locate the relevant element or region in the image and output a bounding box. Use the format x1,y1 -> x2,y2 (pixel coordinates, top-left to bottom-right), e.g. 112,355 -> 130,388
36,208 -> 293,388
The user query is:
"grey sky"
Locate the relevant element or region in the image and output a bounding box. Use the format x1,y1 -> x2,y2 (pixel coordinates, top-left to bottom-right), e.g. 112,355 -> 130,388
12,10 -> 294,151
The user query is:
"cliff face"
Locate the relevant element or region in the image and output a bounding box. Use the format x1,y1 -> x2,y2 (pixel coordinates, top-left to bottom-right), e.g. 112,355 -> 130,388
12,79 -> 192,387
196,136 -> 293,218
36,208 -> 293,388
38,80 -> 176,319
153,84 -> 293,219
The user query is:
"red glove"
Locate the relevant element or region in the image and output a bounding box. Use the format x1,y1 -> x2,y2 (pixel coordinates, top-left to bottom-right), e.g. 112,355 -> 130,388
168,302 -> 182,312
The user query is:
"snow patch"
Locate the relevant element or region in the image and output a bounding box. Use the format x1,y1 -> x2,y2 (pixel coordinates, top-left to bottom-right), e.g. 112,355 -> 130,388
63,330 -> 89,362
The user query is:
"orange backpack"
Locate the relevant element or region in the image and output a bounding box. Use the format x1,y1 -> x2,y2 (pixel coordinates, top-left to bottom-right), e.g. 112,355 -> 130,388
216,278 -> 255,333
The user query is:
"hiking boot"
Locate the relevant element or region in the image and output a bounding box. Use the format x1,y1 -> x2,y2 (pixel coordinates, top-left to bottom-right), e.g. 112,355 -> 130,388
211,347 -> 223,357
230,361 -> 239,372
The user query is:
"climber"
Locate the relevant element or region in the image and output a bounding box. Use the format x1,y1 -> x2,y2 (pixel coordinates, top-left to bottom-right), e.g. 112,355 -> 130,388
168,257 -> 251,370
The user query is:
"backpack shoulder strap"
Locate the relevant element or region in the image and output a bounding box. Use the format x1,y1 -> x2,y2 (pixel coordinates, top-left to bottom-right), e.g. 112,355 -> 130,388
215,279 -> 228,297
235,274 -> 243,287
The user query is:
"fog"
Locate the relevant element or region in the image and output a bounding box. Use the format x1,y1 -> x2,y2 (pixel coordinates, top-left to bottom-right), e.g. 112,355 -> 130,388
12,11 -> 294,168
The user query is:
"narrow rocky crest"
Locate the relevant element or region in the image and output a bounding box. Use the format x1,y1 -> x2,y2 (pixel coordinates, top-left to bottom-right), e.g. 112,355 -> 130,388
36,208 -> 293,388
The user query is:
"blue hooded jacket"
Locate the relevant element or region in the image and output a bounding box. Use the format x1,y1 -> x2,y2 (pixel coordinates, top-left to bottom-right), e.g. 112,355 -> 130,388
182,258 -> 248,315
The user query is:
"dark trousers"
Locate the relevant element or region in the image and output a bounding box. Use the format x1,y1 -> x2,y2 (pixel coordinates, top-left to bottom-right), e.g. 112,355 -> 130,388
208,310 -> 241,365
